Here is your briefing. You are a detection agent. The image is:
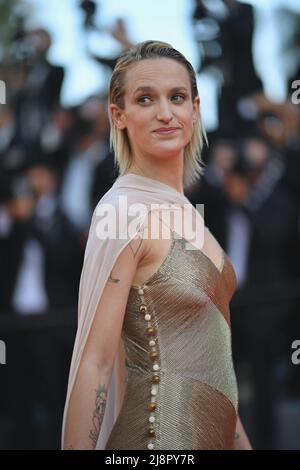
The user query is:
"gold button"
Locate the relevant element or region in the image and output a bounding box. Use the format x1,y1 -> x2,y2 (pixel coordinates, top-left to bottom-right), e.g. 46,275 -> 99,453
139,304 -> 147,313
146,327 -> 156,337
152,375 -> 160,384
147,402 -> 156,412
149,351 -> 159,361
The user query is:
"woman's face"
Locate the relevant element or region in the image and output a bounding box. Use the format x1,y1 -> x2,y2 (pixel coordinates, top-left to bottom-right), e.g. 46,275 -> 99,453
110,58 -> 200,162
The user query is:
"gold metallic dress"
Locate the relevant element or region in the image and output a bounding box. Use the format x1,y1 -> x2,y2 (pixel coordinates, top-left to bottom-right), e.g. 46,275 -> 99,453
105,230 -> 239,450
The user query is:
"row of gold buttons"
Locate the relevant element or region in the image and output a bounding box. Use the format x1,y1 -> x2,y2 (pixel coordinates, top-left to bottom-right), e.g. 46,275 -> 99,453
138,286 -> 160,450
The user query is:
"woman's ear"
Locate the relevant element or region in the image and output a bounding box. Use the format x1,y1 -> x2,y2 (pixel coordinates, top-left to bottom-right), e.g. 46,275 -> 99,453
110,103 -> 126,130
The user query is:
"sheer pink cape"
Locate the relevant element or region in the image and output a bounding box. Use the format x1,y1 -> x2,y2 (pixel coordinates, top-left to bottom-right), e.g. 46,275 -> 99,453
61,172 -> 204,449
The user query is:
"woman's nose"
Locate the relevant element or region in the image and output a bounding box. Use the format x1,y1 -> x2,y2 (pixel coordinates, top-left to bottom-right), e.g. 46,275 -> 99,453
156,99 -> 173,122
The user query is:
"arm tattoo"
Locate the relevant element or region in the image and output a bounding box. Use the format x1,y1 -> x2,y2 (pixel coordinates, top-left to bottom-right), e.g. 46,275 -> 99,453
108,231 -> 144,283
128,236 -> 143,258
235,432 -> 240,440
89,384 -> 108,449
108,272 -> 120,283
128,222 -> 144,258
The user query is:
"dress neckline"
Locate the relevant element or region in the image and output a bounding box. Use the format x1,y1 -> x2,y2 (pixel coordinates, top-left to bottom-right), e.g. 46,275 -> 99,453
131,228 -> 226,290
174,228 -> 225,274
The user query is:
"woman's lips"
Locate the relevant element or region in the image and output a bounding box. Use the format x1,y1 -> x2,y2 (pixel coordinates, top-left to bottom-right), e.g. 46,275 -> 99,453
153,128 -> 180,136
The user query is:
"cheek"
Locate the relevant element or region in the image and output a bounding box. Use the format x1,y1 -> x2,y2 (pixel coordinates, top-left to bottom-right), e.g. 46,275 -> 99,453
126,112 -> 152,139
126,121 -> 149,147
180,112 -> 194,141
177,103 -> 193,125
182,127 -> 193,148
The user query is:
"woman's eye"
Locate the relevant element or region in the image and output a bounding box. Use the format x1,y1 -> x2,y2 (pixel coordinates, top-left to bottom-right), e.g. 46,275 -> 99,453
137,96 -> 151,103
137,94 -> 185,104
172,94 -> 185,102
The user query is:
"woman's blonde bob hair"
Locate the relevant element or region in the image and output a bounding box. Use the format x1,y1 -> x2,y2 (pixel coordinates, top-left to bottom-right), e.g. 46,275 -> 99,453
108,40 -> 208,188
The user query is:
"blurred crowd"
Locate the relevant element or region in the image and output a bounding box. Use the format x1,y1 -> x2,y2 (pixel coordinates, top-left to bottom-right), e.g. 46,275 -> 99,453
0,0 -> 300,450
0,27 -> 119,314
187,0 -> 300,450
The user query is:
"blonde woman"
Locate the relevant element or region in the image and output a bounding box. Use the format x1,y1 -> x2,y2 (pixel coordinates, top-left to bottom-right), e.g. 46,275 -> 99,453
62,40 -> 252,450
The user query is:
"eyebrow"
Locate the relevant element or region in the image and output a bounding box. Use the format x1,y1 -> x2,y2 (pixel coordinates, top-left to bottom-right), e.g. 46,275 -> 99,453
133,86 -> 188,96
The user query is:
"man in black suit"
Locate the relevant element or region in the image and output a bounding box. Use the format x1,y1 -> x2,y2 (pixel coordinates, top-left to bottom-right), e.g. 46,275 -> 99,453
14,29 -> 65,150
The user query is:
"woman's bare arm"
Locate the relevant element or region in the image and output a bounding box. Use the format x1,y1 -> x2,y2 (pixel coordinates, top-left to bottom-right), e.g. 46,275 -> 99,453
63,234 -> 148,450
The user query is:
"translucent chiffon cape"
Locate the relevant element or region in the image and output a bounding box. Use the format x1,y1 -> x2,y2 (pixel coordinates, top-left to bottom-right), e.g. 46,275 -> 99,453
61,172 -> 204,449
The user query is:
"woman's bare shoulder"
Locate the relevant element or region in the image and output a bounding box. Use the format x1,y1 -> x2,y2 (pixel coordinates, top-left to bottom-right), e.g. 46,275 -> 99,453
132,209 -> 173,286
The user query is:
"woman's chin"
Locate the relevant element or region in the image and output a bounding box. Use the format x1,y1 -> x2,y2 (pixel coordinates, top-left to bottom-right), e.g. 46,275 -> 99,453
150,143 -> 185,159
